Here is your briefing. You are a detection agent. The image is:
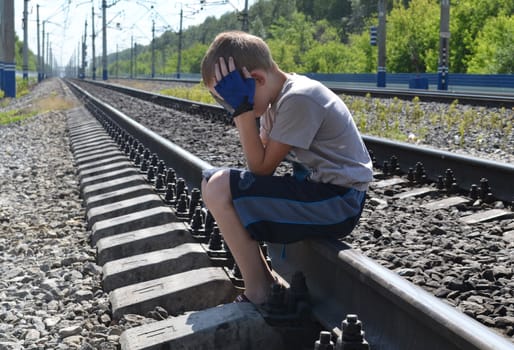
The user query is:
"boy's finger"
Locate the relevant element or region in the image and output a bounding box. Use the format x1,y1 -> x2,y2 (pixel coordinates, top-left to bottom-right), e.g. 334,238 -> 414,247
241,66 -> 251,79
228,57 -> 236,72
214,63 -> 222,82
219,57 -> 229,76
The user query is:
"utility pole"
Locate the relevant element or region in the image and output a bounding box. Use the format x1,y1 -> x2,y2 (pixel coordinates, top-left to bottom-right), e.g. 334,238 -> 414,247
23,0 -> 29,80
42,21 -> 45,79
151,20 -> 155,78
377,0 -> 386,87
49,46 -> 53,77
46,32 -> 49,77
37,5 -> 42,81
92,5 -> 96,80
176,8 -> 183,79
0,2 -> 3,93
77,42 -> 80,78
241,0 -> 249,32
134,42 -> 138,77
438,0 -> 450,90
130,35 -> 134,78
115,44 -> 119,78
102,0 -> 108,80
1,0 -> 16,97
81,19 -> 88,79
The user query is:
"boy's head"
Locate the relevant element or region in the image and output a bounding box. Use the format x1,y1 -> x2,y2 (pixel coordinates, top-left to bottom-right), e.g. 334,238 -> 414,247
201,31 -> 276,87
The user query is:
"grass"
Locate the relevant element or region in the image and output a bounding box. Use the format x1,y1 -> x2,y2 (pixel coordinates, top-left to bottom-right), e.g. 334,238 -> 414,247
16,77 -> 36,98
160,83 -> 216,105
34,92 -> 77,113
0,109 -> 37,125
1,87 -> 77,126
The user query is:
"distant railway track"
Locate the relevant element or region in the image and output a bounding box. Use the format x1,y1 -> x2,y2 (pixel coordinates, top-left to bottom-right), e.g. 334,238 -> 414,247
65,78 -> 513,349
108,76 -> 514,108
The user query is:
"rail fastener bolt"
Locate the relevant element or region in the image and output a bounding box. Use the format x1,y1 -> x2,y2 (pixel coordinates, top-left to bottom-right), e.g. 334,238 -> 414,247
335,314 -> 370,350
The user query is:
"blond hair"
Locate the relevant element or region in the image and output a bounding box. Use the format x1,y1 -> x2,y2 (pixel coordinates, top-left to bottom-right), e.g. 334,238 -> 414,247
201,31 -> 276,86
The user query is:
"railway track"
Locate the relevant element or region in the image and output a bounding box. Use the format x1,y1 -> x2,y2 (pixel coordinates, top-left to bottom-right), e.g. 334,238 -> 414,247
65,78 -> 513,349
109,76 -> 514,109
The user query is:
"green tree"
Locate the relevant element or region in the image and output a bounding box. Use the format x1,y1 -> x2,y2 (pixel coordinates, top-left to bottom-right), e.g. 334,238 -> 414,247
303,41 -> 353,73
347,31 -> 376,73
467,14 -> 514,73
346,0 -> 379,36
15,35 -> 37,71
450,0 -> 514,72
251,15 -> 267,39
267,41 -> 298,73
106,0 -> 514,76
267,11 -> 316,68
302,23 -> 373,73
386,0 -> 439,73
178,42 -> 209,73
312,19 -> 340,43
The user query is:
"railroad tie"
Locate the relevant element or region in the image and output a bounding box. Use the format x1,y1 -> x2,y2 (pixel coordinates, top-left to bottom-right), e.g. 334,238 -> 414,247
68,105 -> 269,349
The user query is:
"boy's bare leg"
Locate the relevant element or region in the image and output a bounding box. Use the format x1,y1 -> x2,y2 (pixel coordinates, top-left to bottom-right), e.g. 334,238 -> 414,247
201,170 -> 275,304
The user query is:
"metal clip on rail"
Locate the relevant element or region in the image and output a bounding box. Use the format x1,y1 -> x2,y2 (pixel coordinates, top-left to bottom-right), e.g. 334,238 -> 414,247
259,271 -> 311,322
253,271 -> 319,348
315,331 -> 335,349
313,314 -> 370,350
335,314 -> 370,350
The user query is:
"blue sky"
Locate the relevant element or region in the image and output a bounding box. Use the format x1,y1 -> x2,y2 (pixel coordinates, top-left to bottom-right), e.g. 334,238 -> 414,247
15,0 -> 255,67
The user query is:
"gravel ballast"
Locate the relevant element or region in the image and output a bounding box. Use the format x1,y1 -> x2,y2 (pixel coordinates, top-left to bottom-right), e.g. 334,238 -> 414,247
1,78 -> 512,348
0,80 -> 155,349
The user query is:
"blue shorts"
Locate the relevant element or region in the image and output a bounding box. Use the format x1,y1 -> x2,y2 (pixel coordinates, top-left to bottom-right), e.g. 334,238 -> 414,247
224,169 -> 366,244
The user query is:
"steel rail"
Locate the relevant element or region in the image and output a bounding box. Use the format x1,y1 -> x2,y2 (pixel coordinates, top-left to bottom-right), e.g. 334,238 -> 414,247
66,79 -> 514,350
328,86 -> 514,108
75,79 -> 514,203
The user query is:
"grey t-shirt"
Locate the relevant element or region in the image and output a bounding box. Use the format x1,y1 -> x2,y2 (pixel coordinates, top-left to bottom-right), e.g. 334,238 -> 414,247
260,74 -> 373,191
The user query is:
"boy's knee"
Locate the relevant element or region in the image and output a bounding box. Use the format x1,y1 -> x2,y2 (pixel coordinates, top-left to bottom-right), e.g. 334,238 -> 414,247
201,169 -> 231,207
201,179 -> 215,207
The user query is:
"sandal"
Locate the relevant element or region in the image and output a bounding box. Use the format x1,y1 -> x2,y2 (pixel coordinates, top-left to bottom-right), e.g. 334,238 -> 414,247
233,294 -> 251,303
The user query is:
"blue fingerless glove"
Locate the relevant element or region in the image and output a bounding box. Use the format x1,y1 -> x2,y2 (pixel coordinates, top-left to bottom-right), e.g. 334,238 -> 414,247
215,70 -> 255,118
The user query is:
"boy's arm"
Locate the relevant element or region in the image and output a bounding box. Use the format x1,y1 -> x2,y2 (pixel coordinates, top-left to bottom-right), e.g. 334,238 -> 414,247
212,56 -> 290,173
235,112 -> 291,176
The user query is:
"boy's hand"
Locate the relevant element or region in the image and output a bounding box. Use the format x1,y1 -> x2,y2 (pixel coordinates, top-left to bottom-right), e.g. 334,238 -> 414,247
214,57 -> 255,118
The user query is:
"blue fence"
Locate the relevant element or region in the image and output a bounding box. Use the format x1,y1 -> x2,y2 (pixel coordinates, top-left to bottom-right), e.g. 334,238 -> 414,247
15,70 -> 38,79
60,70 -> 514,91
149,72 -> 513,90
306,73 -> 514,89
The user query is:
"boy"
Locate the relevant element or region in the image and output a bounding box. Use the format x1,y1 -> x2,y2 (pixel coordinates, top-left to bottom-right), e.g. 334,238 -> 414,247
200,31 -> 373,305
